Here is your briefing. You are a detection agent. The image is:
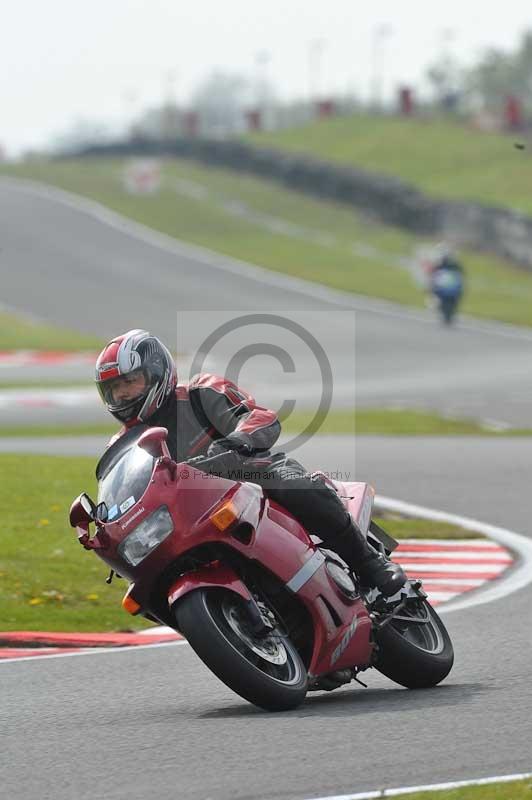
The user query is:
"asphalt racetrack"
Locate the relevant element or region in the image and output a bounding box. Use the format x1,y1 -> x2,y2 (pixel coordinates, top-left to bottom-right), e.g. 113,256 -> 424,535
2,177 -> 532,426
1,178 -> 531,800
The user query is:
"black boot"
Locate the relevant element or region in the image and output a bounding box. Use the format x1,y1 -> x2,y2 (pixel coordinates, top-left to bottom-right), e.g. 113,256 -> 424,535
326,518 -> 407,597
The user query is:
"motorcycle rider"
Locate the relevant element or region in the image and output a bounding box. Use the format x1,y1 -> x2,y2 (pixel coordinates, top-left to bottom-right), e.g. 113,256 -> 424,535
428,245 -> 464,312
95,329 -> 406,597
431,245 -> 463,281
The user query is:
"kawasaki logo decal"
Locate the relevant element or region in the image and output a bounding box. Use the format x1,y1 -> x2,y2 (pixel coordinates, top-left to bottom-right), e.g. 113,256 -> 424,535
331,616 -> 359,665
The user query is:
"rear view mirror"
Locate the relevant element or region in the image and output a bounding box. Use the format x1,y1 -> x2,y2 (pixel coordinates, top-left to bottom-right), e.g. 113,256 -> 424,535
137,426 -> 171,458
69,493 -> 96,527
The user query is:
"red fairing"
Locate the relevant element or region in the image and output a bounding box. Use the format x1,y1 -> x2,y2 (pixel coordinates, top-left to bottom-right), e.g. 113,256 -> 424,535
82,451 -> 375,679
167,564 -> 252,608
242,497 -> 373,675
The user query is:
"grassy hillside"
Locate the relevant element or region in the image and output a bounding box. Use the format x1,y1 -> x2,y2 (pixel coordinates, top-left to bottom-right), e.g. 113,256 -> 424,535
2,157 -> 532,326
248,114 -> 532,213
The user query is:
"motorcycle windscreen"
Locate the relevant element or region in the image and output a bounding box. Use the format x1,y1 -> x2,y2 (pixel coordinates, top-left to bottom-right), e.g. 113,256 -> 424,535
97,444 -> 155,522
95,424 -> 149,481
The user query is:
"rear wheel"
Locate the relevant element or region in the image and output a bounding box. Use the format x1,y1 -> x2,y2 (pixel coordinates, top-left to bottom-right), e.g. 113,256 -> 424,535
175,588 -> 308,711
374,599 -> 454,688
440,297 -> 458,325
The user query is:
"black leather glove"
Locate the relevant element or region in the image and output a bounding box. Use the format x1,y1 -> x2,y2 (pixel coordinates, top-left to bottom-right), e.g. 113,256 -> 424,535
204,433 -> 254,476
187,449 -> 242,474
207,432 -> 254,458
209,450 -> 244,475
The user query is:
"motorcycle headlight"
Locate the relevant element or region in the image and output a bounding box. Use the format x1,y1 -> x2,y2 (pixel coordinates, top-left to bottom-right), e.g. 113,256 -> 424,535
118,505 -> 174,566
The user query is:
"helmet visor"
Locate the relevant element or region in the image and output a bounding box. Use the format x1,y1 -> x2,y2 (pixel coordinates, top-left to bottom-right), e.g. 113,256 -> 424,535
98,368 -> 149,412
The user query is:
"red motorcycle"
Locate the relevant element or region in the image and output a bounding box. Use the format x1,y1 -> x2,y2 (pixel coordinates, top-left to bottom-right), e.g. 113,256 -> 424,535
69,426 -> 454,711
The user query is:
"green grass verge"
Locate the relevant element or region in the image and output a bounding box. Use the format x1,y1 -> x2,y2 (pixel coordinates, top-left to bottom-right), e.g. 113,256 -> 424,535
249,113 -> 532,214
0,408 -> 530,439
0,453 -> 480,632
281,408 -> 532,436
379,779 -> 532,800
373,516 -> 482,541
0,454 -> 151,632
2,158 -> 532,326
0,424 -> 118,437
0,311 -> 103,351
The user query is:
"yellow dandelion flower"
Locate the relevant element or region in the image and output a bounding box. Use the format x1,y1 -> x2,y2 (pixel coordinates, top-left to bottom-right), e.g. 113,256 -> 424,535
29,597 -> 44,605
86,593 -> 99,601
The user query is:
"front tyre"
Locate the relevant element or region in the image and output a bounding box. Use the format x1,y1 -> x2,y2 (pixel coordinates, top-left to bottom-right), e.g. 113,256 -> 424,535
175,588 -> 308,711
373,599 -> 454,688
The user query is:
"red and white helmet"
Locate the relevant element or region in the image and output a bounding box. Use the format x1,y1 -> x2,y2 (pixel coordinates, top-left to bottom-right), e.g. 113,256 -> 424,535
95,329 -> 177,423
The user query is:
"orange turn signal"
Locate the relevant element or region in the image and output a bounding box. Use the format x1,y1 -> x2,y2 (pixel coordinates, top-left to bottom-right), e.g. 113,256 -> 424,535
210,500 -> 238,531
122,593 -> 141,615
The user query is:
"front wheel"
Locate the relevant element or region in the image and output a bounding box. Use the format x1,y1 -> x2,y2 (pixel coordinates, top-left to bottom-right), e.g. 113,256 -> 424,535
373,599 -> 454,688
175,588 -> 308,711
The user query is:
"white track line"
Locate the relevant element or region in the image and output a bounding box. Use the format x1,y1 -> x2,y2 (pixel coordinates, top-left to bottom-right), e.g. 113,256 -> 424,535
3,176 -> 532,342
305,771 -> 532,800
399,562 -> 508,573
1,496 -> 530,665
376,495 -> 532,614
0,388 -> 97,408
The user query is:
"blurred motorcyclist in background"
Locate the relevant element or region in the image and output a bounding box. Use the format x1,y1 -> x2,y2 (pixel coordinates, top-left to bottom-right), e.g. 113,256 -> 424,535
425,244 -> 465,325
95,329 -> 406,597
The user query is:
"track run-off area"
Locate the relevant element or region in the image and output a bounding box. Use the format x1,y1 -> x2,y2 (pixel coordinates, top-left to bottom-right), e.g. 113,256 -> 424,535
0,178 -> 531,800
